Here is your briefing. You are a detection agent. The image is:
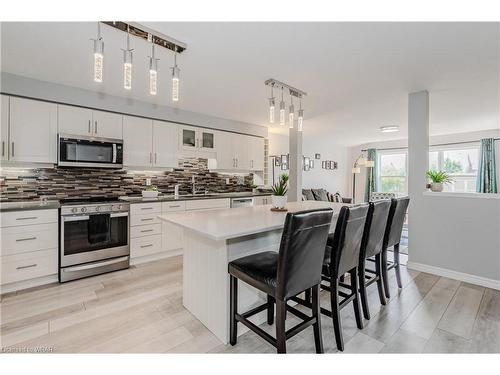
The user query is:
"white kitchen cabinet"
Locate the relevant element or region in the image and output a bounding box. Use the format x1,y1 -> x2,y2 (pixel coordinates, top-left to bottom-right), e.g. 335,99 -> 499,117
234,134 -> 250,170
152,120 -> 178,168
9,97 -> 57,163
58,105 -> 122,139
216,131 -> 250,171
254,195 -> 272,205
248,136 -> 264,171
123,115 -> 153,167
179,125 -> 216,152
1,95 -> 9,161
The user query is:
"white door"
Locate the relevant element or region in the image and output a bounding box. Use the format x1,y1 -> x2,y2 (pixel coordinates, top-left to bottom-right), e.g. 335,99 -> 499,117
58,104 -> 92,136
1,95 -> 9,161
249,137 -> 264,171
123,115 -> 153,167
9,97 -> 57,163
92,110 -> 123,139
152,120 -> 178,168
179,125 -> 198,150
216,131 -> 235,170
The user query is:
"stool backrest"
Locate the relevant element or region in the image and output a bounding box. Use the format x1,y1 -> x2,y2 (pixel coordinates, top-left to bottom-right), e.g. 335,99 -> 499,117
361,200 -> 392,259
328,204 -> 369,277
277,208 -> 333,300
384,197 -> 410,249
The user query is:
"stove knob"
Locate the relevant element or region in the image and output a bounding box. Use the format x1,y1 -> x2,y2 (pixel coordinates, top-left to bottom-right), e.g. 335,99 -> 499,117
81,207 -> 87,213
95,206 -> 101,212
71,207 -> 78,213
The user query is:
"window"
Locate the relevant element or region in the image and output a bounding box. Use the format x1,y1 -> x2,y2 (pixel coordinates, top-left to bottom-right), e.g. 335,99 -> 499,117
378,152 -> 408,194
429,145 -> 479,193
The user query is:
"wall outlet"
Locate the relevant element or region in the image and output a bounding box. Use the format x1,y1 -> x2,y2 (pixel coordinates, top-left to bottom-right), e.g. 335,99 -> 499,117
146,178 -> 151,186
225,178 -> 230,185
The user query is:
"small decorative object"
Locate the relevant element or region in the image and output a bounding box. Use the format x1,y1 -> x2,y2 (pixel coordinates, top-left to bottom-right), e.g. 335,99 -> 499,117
333,161 -> 338,170
426,170 -> 453,192
280,163 -> 288,171
274,157 -> 281,167
321,161 -> 326,169
304,157 -> 310,171
315,153 -> 321,160
309,159 -> 314,169
271,174 -> 288,209
327,161 -> 332,169
142,184 -> 159,198
280,154 -> 288,164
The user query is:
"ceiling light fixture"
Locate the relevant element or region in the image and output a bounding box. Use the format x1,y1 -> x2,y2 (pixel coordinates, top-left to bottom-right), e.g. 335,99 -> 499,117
148,36 -> 159,96
91,22 -> 104,83
171,47 -> 180,102
297,98 -> 304,132
288,95 -> 294,129
122,25 -> 133,90
380,125 -> 399,133
279,87 -> 286,126
268,85 -> 275,124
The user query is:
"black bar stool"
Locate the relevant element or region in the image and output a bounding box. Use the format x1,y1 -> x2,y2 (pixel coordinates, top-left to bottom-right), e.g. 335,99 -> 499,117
294,204 -> 369,351
358,200 -> 392,320
381,197 -> 410,298
228,208 -> 334,354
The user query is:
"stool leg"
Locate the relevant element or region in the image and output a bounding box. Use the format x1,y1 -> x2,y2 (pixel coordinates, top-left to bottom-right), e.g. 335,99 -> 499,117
276,300 -> 287,354
330,277 -> 344,351
267,295 -> 275,325
381,247 -> 391,299
394,243 -> 402,289
375,254 -> 387,306
358,258 -> 370,320
229,275 -> 238,345
304,288 -> 311,304
351,268 -> 364,330
311,284 -> 324,354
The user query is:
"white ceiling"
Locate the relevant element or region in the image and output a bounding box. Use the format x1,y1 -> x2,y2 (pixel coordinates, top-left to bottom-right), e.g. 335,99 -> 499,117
1,22 -> 498,145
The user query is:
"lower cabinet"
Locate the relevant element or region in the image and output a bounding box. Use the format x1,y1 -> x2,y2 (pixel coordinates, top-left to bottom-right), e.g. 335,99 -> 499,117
254,195 -> 272,205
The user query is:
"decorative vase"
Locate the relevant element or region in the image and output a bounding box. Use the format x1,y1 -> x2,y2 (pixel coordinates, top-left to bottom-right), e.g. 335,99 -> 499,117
430,182 -> 443,192
271,195 -> 287,209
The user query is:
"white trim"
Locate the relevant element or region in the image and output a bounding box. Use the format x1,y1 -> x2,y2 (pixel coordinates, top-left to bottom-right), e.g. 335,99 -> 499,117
407,261 -> 500,291
422,191 -> 500,199
0,274 -> 58,294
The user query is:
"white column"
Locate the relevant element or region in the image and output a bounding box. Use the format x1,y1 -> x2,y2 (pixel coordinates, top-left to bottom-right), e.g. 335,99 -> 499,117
288,124 -> 302,202
407,90 -> 429,262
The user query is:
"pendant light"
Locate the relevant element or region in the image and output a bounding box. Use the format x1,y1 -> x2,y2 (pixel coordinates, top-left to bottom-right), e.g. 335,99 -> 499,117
122,25 -> 133,90
289,94 -> 294,129
148,37 -> 159,96
279,87 -> 286,126
92,22 -> 104,83
268,85 -> 275,123
171,47 -> 180,102
297,97 -> 304,132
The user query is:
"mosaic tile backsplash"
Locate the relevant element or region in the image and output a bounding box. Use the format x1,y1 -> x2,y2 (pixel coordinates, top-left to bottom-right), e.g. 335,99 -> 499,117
0,158 -> 254,201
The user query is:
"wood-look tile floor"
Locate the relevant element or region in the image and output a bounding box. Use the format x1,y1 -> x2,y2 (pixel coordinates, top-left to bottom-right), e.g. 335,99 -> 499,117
1,255 -> 499,353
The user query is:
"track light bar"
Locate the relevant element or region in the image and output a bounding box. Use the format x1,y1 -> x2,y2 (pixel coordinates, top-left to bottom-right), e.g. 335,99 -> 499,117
102,21 -> 187,54
264,78 -> 307,98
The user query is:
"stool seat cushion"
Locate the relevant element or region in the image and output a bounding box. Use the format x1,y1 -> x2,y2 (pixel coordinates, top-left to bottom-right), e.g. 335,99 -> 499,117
228,251 -> 278,297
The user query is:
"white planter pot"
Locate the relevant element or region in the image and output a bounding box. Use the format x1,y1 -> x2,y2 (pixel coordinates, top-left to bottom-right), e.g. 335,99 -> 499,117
142,190 -> 159,198
430,182 -> 443,192
271,195 -> 287,209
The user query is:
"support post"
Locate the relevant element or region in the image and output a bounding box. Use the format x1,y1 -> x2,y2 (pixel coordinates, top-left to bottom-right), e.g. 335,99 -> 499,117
288,123 -> 303,202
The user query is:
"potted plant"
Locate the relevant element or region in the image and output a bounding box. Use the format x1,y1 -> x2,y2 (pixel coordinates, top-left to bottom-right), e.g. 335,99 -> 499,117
426,170 -> 453,192
271,174 -> 288,209
142,184 -> 159,198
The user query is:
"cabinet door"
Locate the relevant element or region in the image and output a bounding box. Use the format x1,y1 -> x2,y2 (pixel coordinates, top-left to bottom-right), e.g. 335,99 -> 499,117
58,104 -> 92,136
179,126 -> 197,150
216,131 -> 235,170
234,134 -> 249,170
9,97 -> 57,163
162,221 -> 183,251
152,120 -> 178,168
250,137 -> 264,171
200,129 -> 216,151
123,115 -> 153,167
1,95 -> 9,161
92,110 -> 123,139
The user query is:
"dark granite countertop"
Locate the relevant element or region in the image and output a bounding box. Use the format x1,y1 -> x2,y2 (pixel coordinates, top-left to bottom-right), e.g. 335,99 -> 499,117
0,200 -> 61,212
118,191 -> 272,203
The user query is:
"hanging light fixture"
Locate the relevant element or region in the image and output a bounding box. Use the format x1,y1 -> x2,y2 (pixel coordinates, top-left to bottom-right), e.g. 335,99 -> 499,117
171,47 -> 180,102
268,85 -> 275,123
289,94 -> 294,129
279,87 -> 286,126
148,36 -> 159,96
122,25 -> 133,90
297,97 -> 304,132
92,22 -> 104,83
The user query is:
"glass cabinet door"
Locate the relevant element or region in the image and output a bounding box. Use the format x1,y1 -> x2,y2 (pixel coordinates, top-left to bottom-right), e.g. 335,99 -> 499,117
182,129 -> 196,148
202,132 -> 214,149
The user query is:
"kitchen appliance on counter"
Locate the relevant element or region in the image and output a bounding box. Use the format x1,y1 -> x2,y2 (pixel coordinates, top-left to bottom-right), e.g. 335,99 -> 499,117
230,197 -> 254,208
59,197 -> 130,282
58,134 -> 123,169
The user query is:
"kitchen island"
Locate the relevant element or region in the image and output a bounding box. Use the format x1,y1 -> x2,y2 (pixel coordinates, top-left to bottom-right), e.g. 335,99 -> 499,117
158,200 -> 347,344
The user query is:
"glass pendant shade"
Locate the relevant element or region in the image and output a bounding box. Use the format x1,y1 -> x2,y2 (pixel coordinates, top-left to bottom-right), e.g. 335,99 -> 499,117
279,100 -> 286,125
93,39 -> 104,83
289,103 -> 294,129
149,57 -> 158,95
123,50 -> 133,90
269,98 -> 275,123
172,65 -> 180,102
297,109 -> 304,131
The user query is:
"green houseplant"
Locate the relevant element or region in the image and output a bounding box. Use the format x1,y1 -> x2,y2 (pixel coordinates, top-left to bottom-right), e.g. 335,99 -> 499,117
271,174 -> 288,208
426,170 -> 453,192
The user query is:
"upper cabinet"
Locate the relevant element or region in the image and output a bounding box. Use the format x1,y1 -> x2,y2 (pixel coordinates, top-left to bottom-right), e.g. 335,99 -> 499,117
179,125 -> 216,152
58,105 -> 122,139
216,132 -> 263,171
1,95 -> 9,161
123,116 -> 177,168
8,97 -> 58,163
248,136 -> 264,171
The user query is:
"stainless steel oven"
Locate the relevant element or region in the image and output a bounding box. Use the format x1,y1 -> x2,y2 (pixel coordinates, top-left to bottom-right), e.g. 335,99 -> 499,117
58,133 -> 123,169
59,200 -> 130,282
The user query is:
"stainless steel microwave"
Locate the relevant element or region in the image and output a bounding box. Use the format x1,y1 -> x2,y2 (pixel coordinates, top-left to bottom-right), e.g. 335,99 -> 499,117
58,134 -> 123,169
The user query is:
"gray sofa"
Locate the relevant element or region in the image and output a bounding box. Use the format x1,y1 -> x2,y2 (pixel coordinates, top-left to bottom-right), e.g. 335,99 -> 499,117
302,188 -> 353,204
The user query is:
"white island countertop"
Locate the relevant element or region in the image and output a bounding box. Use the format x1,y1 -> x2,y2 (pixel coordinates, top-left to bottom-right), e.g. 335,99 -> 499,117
158,200 -> 347,241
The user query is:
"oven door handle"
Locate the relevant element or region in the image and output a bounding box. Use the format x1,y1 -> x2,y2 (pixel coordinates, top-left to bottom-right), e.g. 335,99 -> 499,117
110,212 -> 129,218
62,256 -> 129,272
63,215 -> 90,222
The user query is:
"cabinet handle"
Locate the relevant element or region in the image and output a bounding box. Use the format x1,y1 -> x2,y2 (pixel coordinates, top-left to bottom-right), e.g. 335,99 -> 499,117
16,236 -> 37,242
149,152 -> 152,164
154,153 -> 157,164
140,229 -> 154,233
141,218 -> 154,221
140,207 -> 154,210
169,205 -> 181,208
16,216 -> 37,221
140,244 -> 153,248
11,142 -> 14,157
1,141 -> 4,157
88,120 -> 91,133
236,158 -> 238,167
95,121 -> 98,134
17,264 -> 37,270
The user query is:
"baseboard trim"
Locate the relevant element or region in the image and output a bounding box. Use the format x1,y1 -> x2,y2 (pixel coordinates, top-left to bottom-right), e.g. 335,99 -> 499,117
130,248 -> 183,266
0,274 -> 58,295
407,261 -> 500,291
